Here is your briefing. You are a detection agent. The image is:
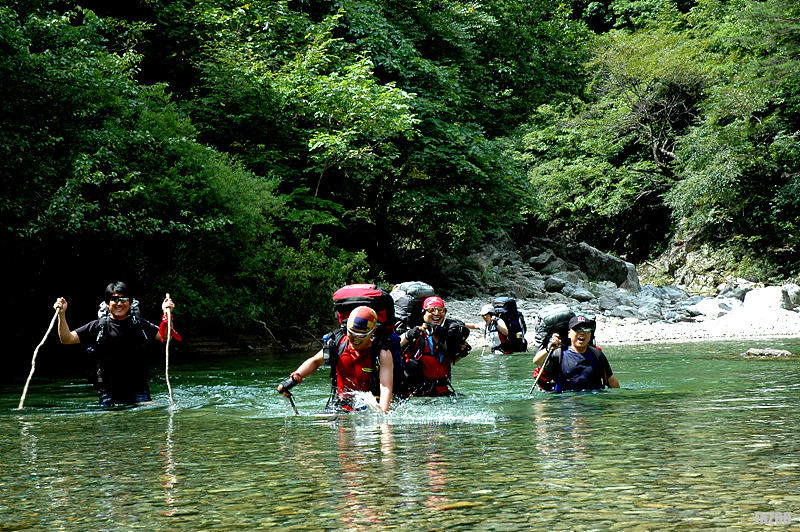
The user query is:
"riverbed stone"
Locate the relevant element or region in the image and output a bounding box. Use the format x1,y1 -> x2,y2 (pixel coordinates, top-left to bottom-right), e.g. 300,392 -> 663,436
565,285 -> 595,302
740,348 -> 795,358
685,297 -> 742,318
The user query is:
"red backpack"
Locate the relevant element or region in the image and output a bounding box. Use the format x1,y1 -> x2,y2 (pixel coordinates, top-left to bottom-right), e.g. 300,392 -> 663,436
332,284 -> 395,333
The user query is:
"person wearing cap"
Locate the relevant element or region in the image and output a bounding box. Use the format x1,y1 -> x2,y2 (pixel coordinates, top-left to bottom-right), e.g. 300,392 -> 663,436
398,296 -> 470,396
465,303 -> 509,353
532,315 -> 620,391
277,306 -> 394,412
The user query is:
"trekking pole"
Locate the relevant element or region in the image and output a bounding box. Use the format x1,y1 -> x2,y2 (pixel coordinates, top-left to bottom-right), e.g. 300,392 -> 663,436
164,293 -> 174,405
529,345 -> 556,394
18,308 -> 60,410
285,391 -> 299,416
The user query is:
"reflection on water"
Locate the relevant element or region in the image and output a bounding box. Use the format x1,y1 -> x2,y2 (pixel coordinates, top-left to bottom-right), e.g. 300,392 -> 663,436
2,339 -> 800,530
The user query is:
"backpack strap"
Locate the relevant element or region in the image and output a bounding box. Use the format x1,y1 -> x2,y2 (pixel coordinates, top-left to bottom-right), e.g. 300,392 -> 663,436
543,347 -> 564,392
95,299 -> 148,345
585,346 -> 610,388
322,327 -> 349,372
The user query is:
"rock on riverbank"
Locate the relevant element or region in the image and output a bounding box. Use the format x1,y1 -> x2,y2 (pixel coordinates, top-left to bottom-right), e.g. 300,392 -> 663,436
439,238 -> 800,347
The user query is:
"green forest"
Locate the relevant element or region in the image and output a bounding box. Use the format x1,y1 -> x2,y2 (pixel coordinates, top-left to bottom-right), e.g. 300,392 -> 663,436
3,0 -> 799,349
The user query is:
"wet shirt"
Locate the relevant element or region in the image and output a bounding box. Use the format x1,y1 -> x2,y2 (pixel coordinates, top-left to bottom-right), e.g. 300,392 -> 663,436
560,346 -> 613,391
75,317 -> 159,396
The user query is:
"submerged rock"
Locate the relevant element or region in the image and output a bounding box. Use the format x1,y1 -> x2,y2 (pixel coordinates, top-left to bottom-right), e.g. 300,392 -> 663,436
740,348 -> 795,358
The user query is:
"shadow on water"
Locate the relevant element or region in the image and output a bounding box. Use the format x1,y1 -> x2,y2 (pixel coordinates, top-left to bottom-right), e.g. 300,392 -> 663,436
3,339 -> 800,530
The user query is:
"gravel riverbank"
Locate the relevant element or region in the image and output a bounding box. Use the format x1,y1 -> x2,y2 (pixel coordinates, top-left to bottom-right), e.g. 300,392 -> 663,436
446,297 -> 800,348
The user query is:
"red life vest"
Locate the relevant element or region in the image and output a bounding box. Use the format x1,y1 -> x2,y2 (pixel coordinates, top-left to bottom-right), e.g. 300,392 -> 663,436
405,330 -> 452,396
335,341 -> 376,398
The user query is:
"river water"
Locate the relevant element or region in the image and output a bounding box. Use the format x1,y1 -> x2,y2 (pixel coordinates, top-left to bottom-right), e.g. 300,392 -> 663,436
2,338 -> 800,531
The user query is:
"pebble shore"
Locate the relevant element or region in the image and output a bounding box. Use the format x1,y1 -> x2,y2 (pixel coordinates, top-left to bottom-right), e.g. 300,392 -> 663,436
446,297 -> 800,348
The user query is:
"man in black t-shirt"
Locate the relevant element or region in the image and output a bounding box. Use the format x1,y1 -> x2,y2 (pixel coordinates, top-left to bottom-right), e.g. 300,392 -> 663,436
532,316 -> 620,391
54,281 -> 179,406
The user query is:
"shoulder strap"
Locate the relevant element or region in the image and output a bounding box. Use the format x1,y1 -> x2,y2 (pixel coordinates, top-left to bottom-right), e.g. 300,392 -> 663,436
544,347 -> 564,392
584,346 -> 609,388
323,328 -> 348,367
95,299 -> 148,345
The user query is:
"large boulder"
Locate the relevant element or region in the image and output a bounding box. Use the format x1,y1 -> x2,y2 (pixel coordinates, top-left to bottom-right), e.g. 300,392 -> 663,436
536,238 -> 641,293
783,283 -> 800,307
743,286 -> 794,311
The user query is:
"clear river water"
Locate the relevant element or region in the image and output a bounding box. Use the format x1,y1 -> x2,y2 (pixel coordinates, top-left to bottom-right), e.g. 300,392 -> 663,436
2,338 -> 800,531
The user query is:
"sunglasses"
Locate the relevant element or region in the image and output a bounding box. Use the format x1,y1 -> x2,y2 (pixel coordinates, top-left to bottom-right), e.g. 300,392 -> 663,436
109,296 -> 131,303
347,328 -> 374,339
426,307 -> 446,314
572,327 -> 594,334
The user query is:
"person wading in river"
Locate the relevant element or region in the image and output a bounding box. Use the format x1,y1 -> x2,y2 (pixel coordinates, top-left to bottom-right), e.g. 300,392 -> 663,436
464,303 -> 508,353
54,281 -> 180,406
532,316 -> 620,392
277,306 -> 394,413
398,296 -> 470,396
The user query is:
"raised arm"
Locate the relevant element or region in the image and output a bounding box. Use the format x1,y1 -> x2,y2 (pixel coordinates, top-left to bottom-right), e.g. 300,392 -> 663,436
53,298 -> 80,345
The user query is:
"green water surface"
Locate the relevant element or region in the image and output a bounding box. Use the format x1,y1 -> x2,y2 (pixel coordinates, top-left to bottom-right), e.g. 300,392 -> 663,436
2,339 -> 799,531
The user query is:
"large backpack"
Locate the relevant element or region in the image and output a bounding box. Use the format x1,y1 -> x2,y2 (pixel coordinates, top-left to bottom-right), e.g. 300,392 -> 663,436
533,303 -> 575,353
332,284 -> 395,335
390,281 -> 435,334
492,297 -> 528,353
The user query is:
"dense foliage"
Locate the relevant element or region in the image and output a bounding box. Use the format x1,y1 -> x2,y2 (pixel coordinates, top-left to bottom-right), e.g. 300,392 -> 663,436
520,0 -> 800,277
3,0 -> 799,350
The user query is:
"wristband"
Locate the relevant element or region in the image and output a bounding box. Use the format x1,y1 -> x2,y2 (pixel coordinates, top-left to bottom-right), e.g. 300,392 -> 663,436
291,372 -> 303,384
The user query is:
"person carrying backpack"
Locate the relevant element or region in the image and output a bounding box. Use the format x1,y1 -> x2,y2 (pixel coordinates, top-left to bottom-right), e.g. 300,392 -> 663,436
532,316 -> 620,392
277,306 -> 395,412
399,296 -> 470,396
54,281 -> 181,406
491,297 -> 528,353
465,304 -> 507,353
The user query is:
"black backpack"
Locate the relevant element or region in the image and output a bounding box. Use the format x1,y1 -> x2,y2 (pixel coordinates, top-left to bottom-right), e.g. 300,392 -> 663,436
439,317 -> 471,361
492,297 -> 528,352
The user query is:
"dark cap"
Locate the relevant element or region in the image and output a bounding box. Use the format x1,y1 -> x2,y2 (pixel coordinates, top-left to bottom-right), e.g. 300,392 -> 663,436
569,315 -> 596,331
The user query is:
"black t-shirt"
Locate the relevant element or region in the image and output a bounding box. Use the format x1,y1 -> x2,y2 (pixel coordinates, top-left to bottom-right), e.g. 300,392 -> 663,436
75,316 -> 159,393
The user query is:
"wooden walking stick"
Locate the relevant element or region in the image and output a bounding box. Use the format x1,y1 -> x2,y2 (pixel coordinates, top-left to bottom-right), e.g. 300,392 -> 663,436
165,293 -> 174,405
18,308 -> 60,410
